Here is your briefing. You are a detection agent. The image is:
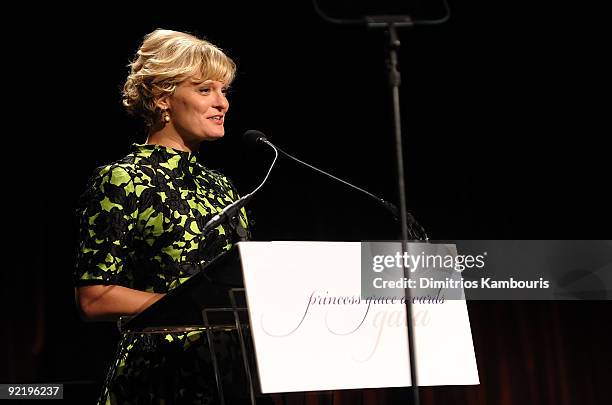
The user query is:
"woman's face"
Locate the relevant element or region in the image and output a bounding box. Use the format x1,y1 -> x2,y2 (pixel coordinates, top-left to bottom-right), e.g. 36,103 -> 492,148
166,77 -> 230,142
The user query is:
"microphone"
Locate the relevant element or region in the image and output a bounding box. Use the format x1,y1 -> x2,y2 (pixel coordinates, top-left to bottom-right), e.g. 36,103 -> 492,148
243,130 -> 428,240
202,132 -> 279,234
243,129 -> 266,146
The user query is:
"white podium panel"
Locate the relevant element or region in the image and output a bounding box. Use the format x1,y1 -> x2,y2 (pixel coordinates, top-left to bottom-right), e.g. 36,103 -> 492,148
238,241 -> 479,393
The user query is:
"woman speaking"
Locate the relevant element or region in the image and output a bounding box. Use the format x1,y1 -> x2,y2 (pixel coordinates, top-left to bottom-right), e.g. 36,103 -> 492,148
74,29 -> 249,404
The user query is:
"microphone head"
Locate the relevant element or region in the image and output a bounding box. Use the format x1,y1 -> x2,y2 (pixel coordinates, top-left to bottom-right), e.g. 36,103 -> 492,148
243,130 -> 267,146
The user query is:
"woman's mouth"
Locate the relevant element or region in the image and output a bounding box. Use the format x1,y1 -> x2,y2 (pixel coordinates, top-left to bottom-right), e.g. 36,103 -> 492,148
208,115 -> 224,125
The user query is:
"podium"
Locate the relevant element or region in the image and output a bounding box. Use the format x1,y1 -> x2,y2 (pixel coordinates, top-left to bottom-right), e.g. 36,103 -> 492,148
122,241 -> 479,404
121,246 -> 260,404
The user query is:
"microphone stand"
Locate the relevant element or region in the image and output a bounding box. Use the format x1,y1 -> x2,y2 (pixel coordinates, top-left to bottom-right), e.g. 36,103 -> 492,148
362,20 -> 423,405
311,2 -> 451,404
385,22 -> 421,405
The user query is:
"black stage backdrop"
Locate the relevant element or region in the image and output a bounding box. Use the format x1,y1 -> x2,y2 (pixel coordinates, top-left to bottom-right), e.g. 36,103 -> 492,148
4,1 -> 611,404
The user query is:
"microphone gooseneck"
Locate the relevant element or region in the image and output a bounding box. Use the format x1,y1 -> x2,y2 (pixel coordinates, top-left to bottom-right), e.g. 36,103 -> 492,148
247,129 -> 428,240
202,131 -> 278,234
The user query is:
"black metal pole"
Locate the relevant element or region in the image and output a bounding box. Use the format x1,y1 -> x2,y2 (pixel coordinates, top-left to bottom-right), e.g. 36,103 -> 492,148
387,23 -> 420,405
310,4 -> 451,402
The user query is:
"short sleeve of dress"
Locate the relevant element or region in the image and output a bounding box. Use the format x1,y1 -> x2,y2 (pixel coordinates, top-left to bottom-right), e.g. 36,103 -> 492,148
74,164 -> 138,287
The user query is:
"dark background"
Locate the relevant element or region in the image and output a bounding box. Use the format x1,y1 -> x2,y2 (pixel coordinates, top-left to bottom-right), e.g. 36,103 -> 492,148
4,0 -> 611,404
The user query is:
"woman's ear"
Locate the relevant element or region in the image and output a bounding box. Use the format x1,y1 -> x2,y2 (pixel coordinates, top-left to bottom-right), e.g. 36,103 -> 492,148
154,95 -> 171,111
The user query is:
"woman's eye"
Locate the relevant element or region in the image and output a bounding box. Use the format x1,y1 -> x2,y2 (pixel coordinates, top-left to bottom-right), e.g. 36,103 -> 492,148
199,87 -> 211,94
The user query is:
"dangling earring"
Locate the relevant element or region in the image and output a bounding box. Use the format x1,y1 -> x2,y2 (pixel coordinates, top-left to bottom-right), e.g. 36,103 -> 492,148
162,109 -> 170,124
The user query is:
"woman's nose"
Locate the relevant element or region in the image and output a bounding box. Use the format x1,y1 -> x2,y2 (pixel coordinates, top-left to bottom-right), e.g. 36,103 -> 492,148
214,91 -> 229,111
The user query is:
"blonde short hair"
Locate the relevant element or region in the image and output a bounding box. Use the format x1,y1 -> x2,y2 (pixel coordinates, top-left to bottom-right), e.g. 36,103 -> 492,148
122,29 -> 236,128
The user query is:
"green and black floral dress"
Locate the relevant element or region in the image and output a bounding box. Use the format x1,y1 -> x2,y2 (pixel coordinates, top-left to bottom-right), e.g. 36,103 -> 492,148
75,143 -> 250,404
